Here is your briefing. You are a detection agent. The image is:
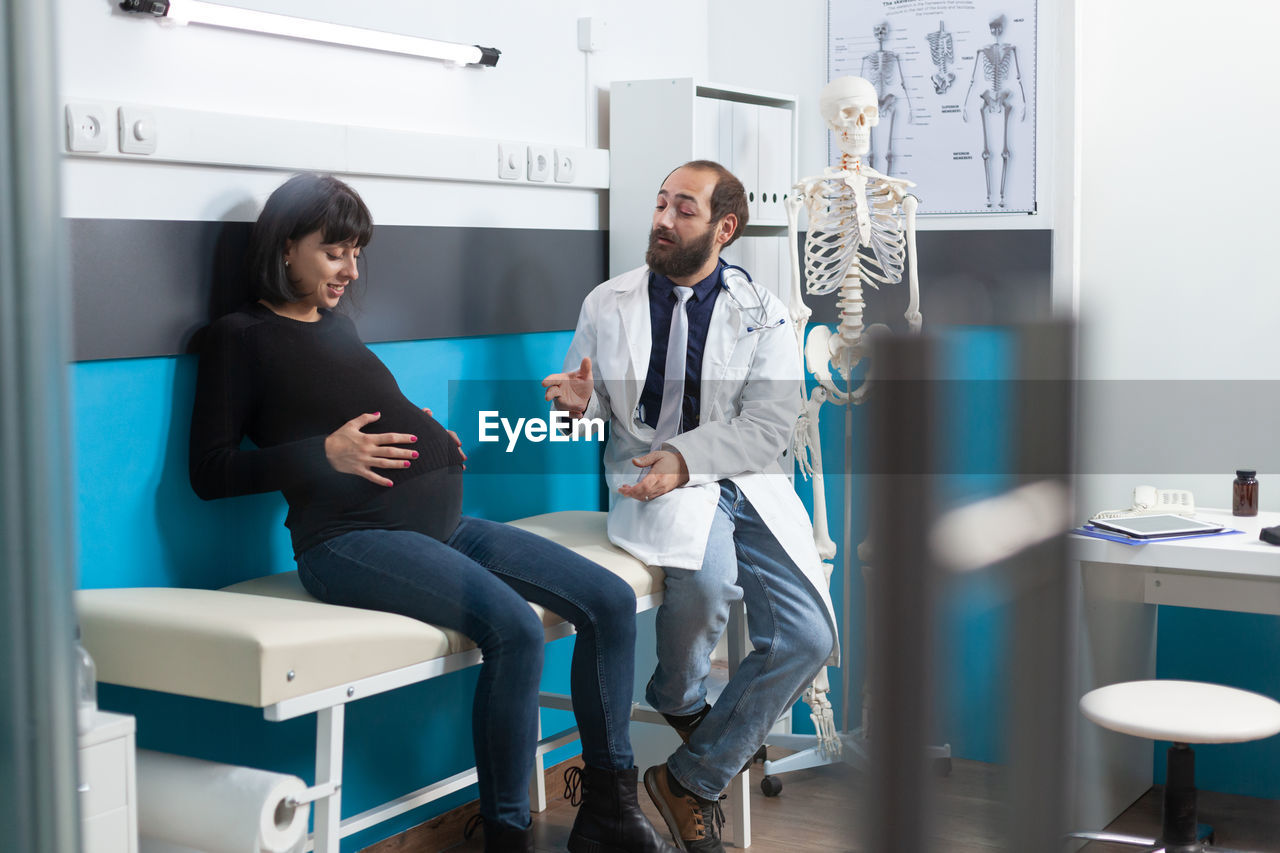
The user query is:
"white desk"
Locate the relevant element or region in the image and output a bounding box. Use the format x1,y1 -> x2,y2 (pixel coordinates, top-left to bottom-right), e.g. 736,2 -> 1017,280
1072,509 -> 1280,831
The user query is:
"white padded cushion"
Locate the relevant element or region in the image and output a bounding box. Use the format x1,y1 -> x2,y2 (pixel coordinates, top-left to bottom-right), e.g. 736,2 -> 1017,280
1080,680 -> 1280,744
77,586 -> 449,708
77,511 -> 661,708
507,511 -> 664,599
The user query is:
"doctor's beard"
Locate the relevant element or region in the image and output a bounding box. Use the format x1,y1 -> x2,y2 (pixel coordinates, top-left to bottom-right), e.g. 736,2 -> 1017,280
645,224 -> 717,279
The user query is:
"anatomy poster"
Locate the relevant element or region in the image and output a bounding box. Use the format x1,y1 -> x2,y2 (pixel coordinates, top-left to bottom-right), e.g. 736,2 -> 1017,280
828,0 -> 1038,215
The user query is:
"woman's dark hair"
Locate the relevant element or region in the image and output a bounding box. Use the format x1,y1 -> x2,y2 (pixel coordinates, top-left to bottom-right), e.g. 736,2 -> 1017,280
248,173 -> 373,304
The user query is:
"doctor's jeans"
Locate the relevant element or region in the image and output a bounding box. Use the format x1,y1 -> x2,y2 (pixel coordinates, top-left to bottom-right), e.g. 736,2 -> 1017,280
296,516 -> 638,831
645,481 -> 835,801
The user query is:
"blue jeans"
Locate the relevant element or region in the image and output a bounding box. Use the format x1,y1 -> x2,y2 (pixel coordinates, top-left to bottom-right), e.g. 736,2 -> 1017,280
297,516 -> 638,830
645,482 -> 834,800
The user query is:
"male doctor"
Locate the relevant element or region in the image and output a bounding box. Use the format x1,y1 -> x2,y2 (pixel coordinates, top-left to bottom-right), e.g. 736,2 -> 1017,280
543,161 -> 837,853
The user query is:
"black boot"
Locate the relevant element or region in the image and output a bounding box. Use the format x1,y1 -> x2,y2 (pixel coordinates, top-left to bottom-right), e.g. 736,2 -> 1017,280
565,765 -> 681,853
661,703 -> 711,745
464,813 -> 534,852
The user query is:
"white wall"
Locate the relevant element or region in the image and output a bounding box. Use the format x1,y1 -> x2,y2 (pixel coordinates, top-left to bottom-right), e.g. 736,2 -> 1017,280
58,0 -> 713,228
707,0 -> 827,177
1074,0 -> 1280,513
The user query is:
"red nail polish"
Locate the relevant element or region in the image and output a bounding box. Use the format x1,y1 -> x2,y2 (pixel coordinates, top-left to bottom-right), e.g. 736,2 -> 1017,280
403,461 -> 411,468
411,435 -> 418,442
412,451 -> 419,459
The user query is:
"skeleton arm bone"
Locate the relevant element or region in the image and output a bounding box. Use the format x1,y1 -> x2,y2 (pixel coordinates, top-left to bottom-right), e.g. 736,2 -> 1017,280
895,53 -> 914,123
795,389 -> 838,562
962,54 -> 981,122
1012,47 -> 1028,120
786,188 -> 812,361
903,193 -> 922,331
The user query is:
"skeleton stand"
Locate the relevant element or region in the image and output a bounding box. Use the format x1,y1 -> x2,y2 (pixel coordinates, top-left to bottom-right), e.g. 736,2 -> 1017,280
758,101 -> 949,793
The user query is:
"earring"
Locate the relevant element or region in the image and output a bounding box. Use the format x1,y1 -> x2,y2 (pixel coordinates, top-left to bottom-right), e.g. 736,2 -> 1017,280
284,259 -> 291,267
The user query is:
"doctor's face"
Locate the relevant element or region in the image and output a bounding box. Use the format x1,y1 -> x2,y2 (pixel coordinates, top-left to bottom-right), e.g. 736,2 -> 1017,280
646,167 -> 721,281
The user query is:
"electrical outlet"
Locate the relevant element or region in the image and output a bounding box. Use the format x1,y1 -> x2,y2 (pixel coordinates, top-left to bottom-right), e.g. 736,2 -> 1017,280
554,149 -> 576,183
65,103 -> 108,153
118,107 -> 157,155
498,143 -> 524,180
527,146 -> 552,182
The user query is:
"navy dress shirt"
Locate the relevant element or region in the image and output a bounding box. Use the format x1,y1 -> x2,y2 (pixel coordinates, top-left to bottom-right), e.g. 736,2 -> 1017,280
638,263 -> 724,435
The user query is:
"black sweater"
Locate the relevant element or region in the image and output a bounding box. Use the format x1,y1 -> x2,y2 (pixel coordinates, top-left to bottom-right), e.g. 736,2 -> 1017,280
189,303 -> 464,555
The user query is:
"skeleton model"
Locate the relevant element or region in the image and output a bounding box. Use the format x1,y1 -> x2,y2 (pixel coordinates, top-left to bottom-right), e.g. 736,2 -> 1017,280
926,20 -> 956,94
963,14 -> 1027,208
859,22 -> 913,175
759,76 -> 948,794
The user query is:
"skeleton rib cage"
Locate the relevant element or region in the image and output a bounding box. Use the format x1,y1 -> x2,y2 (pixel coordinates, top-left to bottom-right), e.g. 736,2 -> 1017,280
802,178 -> 908,298
927,29 -> 954,67
981,45 -> 1016,91
862,53 -> 899,94
927,23 -> 955,94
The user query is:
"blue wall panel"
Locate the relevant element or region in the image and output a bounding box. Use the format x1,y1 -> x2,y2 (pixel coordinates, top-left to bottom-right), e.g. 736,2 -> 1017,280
74,321 -> 1027,849
1154,607 -> 1280,797
74,329 -> 590,851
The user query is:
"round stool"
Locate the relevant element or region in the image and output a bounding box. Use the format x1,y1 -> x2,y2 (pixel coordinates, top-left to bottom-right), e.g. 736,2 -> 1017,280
1069,680 -> 1280,852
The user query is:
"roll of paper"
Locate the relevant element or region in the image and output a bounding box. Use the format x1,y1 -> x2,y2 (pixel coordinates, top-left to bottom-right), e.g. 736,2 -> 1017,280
137,750 -> 310,853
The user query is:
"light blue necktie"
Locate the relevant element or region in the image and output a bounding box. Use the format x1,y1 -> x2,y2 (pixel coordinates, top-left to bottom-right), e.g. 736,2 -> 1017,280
651,287 -> 694,451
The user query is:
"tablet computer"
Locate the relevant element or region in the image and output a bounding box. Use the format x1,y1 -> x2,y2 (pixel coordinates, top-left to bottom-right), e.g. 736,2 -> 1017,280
1089,514 -> 1226,539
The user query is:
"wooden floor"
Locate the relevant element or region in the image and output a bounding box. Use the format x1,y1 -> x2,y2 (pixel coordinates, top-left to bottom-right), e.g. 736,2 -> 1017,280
374,757 -> 1280,852
436,757 -> 1008,852
1078,786 -> 1280,852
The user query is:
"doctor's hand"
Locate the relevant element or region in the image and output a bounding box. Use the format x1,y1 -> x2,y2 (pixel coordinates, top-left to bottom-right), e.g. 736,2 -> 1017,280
542,357 -> 593,418
422,407 -> 466,469
617,450 -> 689,503
325,411 -> 418,488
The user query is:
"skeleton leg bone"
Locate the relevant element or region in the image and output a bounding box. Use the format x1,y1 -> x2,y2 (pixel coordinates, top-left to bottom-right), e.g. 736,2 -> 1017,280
1000,98 -> 1012,207
980,105 -> 994,207
884,103 -> 898,176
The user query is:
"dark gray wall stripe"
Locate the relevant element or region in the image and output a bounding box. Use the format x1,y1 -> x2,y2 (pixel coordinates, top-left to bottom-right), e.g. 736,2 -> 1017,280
802,228 -> 1053,329
68,220 -> 608,361
68,219 -> 1050,362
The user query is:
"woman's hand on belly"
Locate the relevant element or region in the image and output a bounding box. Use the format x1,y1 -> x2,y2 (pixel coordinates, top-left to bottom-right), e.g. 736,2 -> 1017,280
325,411 -> 420,487
422,407 -> 467,469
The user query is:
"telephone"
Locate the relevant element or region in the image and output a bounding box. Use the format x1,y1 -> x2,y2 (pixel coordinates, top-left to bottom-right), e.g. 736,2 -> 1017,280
1091,486 -> 1196,521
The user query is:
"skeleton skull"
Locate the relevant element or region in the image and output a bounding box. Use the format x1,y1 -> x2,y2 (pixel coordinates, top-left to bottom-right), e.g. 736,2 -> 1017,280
820,76 -> 879,159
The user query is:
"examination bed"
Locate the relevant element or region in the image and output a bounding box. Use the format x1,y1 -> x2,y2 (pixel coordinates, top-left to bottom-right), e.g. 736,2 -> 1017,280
76,511 -> 758,852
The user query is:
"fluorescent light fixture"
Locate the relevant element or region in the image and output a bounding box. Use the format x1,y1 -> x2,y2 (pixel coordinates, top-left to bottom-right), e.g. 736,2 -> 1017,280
119,0 -> 500,67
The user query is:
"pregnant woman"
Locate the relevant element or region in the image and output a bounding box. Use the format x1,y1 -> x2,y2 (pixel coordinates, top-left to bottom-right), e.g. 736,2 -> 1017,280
189,173 -> 674,853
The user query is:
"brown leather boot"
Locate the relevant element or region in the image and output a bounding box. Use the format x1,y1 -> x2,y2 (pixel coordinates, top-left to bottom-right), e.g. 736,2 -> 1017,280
642,764 -> 725,853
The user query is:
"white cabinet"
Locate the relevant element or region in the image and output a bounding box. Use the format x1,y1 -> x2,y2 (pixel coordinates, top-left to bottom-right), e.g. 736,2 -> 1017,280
609,79 -> 797,280
79,711 -> 138,853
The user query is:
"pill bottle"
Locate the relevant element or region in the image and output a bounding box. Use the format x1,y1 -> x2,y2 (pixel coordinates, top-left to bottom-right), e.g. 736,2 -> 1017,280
1233,469 -> 1259,517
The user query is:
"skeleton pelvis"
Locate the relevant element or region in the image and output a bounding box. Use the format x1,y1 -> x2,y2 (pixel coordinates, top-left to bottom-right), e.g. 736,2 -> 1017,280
805,325 -> 863,382
980,89 -> 1013,112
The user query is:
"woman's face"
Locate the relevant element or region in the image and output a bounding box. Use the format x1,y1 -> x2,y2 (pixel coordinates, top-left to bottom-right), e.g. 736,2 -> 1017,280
282,229 -> 361,316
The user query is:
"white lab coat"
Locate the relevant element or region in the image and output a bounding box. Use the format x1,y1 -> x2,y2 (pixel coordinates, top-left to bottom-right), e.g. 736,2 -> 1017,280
565,265 -> 838,662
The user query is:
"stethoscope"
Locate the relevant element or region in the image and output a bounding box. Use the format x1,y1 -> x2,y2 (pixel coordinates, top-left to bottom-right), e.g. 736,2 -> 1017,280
718,262 -> 787,333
